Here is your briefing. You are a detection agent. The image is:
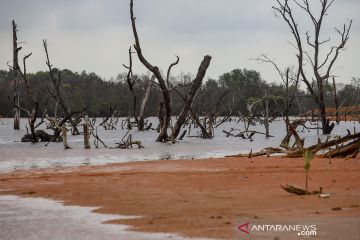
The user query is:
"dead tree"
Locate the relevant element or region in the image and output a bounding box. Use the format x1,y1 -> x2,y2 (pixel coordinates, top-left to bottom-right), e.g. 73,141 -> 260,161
207,91 -> 230,137
170,57 -> 212,139
273,0 -> 352,134
11,20 -> 21,130
43,39 -> 84,139
332,76 -> 340,124
123,47 -> 139,124
100,104 -> 117,130
254,54 -> 299,130
7,22 -> 39,142
227,97 -> 275,140
11,52 -> 39,142
187,89 -> 229,138
130,0 -> 171,141
241,101 -> 261,138
123,48 -> 155,131
130,0 -> 211,141
83,116 -> 90,149
61,125 -> 71,149
264,91 -> 270,137
171,86 -> 210,139
138,75 -> 153,130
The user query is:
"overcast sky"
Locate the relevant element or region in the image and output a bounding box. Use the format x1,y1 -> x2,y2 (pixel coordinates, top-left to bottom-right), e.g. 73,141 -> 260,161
0,0 -> 359,84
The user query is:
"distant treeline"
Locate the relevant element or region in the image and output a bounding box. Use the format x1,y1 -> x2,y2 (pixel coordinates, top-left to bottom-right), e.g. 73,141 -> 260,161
0,68 -> 359,118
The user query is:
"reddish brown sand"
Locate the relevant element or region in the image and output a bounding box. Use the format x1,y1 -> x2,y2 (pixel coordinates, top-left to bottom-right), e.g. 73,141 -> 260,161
0,156 -> 359,239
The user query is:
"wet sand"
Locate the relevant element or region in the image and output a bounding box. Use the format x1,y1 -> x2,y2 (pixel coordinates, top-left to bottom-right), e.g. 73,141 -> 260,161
0,156 -> 359,239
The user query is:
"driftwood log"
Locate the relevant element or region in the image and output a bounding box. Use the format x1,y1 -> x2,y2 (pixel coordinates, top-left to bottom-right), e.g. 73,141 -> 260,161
281,184 -> 323,195
116,133 -> 144,149
227,120 -> 360,159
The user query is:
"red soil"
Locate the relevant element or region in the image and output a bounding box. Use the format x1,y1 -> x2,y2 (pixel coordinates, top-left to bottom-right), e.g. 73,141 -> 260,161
0,156 -> 359,239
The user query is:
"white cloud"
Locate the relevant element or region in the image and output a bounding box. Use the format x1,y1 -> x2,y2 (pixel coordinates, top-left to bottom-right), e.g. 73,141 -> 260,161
0,0 -> 359,83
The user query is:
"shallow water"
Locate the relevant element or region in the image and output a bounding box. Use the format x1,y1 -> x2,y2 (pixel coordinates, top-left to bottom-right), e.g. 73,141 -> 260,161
0,118 -> 359,240
0,195 -> 210,240
0,117 -> 359,173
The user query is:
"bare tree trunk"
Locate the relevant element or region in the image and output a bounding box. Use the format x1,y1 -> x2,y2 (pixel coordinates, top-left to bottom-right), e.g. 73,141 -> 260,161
156,89 -> 171,141
171,56 -> 212,139
158,102 -> 165,133
190,110 -> 211,139
9,21 -> 41,142
123,47 -> 139,124
15,53 -> 37,142
253,57 -> 298,134
130,0 -> 171,141
83,116 -> 90,149
43,39 -> 85,139
54,102 -> 58,119
62,125 -> 70,149
333,77 -> 340,124
13,80 -> 20,130
138,75 -> 154,131
130,0 -> 211,142
208,117 -> 214,138
273,0 -> 352,135
319,100 -> 333,134
317,77 -> 331,134
284,68 -> 290,133
12,20 -> 20,130
14,111 -> 20,130
264,91 -> 270,137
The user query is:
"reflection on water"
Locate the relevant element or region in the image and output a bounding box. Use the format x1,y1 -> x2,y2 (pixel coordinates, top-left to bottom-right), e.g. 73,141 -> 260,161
0,117 -> 359,173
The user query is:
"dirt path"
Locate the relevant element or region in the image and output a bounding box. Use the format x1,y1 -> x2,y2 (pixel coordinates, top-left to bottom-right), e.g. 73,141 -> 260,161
0,156 -> 359,239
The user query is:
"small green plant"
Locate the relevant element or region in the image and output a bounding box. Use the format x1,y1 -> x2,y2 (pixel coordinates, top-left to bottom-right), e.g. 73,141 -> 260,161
304,149 -> 314,195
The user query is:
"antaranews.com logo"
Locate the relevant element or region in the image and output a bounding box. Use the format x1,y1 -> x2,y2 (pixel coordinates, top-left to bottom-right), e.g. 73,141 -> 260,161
238,222 -> 317,237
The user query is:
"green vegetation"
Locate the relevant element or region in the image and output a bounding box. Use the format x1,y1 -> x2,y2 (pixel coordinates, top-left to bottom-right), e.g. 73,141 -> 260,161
0,68 -> 359,118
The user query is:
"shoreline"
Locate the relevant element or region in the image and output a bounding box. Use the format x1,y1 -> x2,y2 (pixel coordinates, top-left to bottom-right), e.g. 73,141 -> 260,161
1,156 -> 360,239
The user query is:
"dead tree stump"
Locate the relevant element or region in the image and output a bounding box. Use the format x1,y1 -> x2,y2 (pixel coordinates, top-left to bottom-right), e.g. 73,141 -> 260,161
62,126 -> 70,150
83,119 -> 90,149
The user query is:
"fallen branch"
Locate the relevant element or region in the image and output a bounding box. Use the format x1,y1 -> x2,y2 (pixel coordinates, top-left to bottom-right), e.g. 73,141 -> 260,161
227,147 -> 285,158
116,130 -> 144,149
281,184 -> 322,196
227,119 -> 360,158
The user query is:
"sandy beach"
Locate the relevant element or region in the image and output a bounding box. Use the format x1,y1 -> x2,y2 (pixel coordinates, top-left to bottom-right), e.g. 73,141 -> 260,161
1,156 -> 359,239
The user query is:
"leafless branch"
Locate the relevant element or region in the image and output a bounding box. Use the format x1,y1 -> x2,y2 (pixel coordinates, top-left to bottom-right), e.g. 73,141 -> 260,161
166,55 -> 179,88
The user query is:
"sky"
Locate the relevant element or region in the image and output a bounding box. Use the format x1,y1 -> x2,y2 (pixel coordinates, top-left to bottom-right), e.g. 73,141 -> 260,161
0,0 -> 359,84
